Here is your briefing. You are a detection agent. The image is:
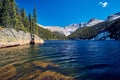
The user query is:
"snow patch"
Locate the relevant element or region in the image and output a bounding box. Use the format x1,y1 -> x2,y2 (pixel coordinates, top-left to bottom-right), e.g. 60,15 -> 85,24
107,12 -> 120,21
91,31 -> 111,40
86,18 -> 104,27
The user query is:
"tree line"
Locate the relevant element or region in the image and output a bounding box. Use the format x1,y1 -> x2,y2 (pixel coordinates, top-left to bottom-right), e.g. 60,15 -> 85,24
0,0 -> 39,35
0,0 -> 67,40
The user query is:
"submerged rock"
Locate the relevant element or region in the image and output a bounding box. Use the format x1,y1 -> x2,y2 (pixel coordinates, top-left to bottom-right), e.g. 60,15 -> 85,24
0,28 -> 44,48
33,61 -> 59,68
24,62 -> 33,68
18,70 -> 42,80
0,65 -> 17,80
0,61 -> 74,80
34,70 -> 74,80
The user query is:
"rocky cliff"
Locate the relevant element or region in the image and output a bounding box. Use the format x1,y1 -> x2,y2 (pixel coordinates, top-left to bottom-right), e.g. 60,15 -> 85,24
0,28 -> 44,48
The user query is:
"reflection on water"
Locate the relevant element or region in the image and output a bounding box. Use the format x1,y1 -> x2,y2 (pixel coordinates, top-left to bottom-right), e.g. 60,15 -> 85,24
0,40 -> 120,80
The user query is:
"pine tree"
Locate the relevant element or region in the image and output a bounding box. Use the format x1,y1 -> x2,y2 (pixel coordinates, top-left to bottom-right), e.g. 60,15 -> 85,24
9,0 -> 18,28
33,8 -> 39,35
1,0 -> 10,27
0,0 -> 18,28
33,8 -> 37,23
0,0 -> 4,25
21,9 -> 26,18
21,9 -> 29,29
0,0 -> 40,35
28,13 -> 32,33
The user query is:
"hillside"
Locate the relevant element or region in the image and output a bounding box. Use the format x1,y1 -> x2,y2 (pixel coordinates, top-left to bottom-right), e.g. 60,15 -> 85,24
36,25 -> 67,40
68,18 -> 119,40
107,18 -> 120,40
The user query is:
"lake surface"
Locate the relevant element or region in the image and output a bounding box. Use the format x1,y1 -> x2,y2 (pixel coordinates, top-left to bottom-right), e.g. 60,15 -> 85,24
0,40 -> 120,80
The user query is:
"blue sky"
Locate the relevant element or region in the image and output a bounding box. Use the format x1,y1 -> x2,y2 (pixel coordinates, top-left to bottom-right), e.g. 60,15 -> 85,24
15,0 -> 120,27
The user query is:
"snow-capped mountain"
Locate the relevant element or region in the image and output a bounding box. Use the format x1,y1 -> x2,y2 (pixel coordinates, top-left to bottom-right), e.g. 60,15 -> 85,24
63,24 -> 81,36
37,12 -> 120,37
107,12 -> 120,21
79,22 -> 87,28
44,24 -> 80,36
44,26 -> 64,32
38,18 -> 103,36
42,18 -> 103,36
86,18 -> 104,27
44,26 -> 65,35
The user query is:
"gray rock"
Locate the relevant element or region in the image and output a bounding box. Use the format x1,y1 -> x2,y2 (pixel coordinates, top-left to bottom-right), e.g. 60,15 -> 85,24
0,28 -> 44,48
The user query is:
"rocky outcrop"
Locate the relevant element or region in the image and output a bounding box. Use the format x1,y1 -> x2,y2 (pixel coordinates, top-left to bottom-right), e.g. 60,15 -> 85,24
0,28 -> 44,48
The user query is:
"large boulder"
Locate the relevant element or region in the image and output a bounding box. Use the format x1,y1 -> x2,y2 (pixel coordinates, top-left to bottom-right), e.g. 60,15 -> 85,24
0,28 -> 44,48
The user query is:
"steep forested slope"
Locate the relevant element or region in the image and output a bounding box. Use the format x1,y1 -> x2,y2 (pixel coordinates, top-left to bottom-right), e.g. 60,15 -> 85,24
107,18 -> 120,40
36,25 -> 67,40
69,18 -> 119,40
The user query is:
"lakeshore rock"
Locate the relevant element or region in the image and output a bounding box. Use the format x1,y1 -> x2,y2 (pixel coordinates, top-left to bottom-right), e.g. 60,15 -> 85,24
0,28 -> 44,48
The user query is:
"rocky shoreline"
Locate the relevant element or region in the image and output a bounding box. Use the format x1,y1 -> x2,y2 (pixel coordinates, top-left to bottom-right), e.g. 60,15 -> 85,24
0,28 -> 44,48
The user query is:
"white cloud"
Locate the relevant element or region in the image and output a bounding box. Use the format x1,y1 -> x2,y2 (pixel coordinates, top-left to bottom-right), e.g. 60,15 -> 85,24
98,2 -> 108,7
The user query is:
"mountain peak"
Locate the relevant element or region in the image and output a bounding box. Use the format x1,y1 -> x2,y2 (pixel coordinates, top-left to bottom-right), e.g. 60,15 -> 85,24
86,18 -> 104,27
114,12 -> 120,15
107,12 -> 120,21
88,18 -> 99,22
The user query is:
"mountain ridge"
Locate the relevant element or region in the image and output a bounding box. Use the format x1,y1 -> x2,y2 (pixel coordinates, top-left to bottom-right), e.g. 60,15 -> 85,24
38,12 -> 120,39
69,12 -> 120,40
38,18 -> 104,36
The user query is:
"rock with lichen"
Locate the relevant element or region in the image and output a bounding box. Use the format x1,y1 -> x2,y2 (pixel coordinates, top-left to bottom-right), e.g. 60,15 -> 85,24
0,28 -> 44,48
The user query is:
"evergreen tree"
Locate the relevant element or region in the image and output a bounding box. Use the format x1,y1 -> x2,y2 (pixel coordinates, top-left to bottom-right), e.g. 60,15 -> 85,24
0,0 -> 65,39
28,13 -> 33,33
10,0 -> 19,28
21,9 -> 26,18
33,8 -> 38,35
0,0 -> 3,24
33,8 -> 37,23
0,0 -> 18,28
1,0 -> 11,27
21,9 -> 29,30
